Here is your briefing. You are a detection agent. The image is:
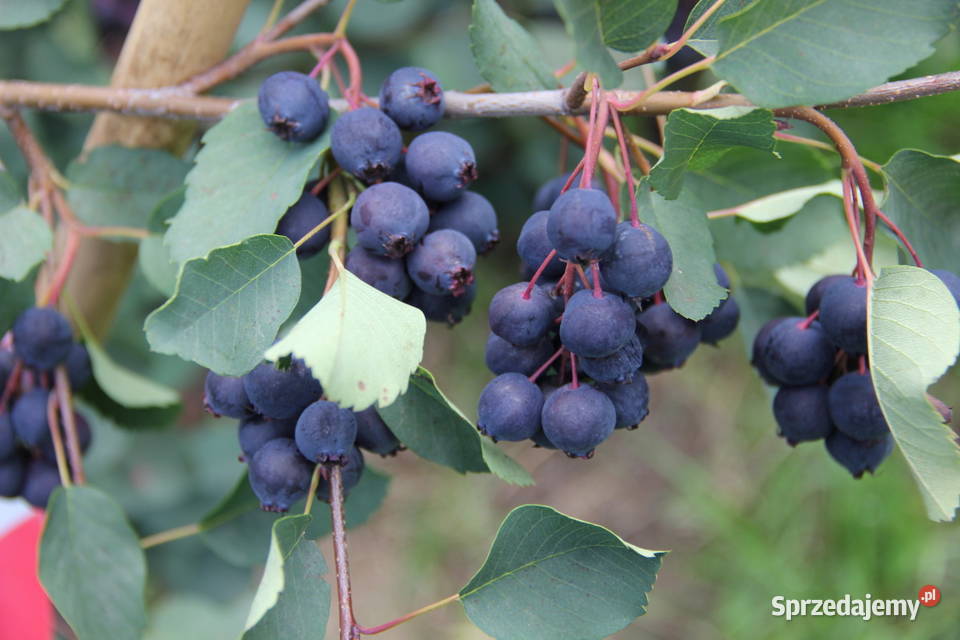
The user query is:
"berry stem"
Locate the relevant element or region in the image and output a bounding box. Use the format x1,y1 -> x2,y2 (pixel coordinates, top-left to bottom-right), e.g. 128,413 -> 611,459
356,594 -> 460,635
874,208 -> 924,267
522,249 -> 558,299
0,360 -> 22,413
311,166 -> 342,196
858,355 -> 867,375
39,229 -> 80,306
608,104 -> 639,225
54,366 -> 85,485
45,391 -> 72,489
303,464 -> 323,515
140,523 -> 202,549
841,171 -> 874,282
528,347 -> 565,383
580,79 -> 609,189
560,157 -> 585,194
798,309 -> 819,331
653,290 -> 665,305
328,463 -> 359,640
293,192 -> 353,252
308,40 -> 342,79
570,353 -> 579,389
561,261 -> 576,302
573,263 -> 591,290
337,38 -> 365,110
590,261 -> 602,298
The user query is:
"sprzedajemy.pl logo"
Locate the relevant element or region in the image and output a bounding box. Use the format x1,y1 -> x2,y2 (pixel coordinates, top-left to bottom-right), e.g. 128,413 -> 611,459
771,586 -> 941,622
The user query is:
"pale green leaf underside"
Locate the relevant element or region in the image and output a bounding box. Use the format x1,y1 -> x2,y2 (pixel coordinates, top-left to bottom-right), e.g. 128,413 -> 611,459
266,268 -> 425,411
145,234 -> 301,376
85,334 -> 180,409
552,0 -> 622,88
460,505 -> 664,640
0,0 -> 66,29
469,0 -> 555,92
0,206 -> 51,281
869,267 -> 960,522
726,180 -> 843,223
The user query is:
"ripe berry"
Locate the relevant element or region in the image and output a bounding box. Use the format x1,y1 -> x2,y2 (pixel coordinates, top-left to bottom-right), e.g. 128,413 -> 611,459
248,438 -> 313,512
405,131 -> 477,202
488,282 -> 557,346
354,408 -> 401,456
64,343 -> 92,390
345,246 -> 413,299
517,210 -> 565,279
484,333 -> 554,377
699,297 -> 740,345
242,359 -> 322,420
600,222 -> 672,298
754,317 -> 834,386
827,371 -> 889,441
772,385 -> 833,445
541,383 -> 616,457
407,282 -> 476,325
22,460 -> 61,508
11,388 -> 51,449
331,107 -> 403,184
317,446 -> 365,502
204,372 -> 252,419
825,431 -> 893,478
13,306 -> 74,371
276,191 -> 331,258
751,317 -> 788,385
406,229 -> 476,297
257,71 -> 330,143
0,453 -> 25,497
818,276 -> 867,353
532,173 -> 600,212
579,335 -> 644,383
930,268 -> 960,306
635,303 -> 701,368
295,400 -> 358,463
238,416 -> 296,460
547,188 -> 617,261
429,191 -> 499,255
477,373 -> 544,442
560,290 -> 636,358
598,375 -> 650,429
378,66 -> 444,131
0,414 -> 16,459
804,274 -> 848,314
351,182 -> 429,258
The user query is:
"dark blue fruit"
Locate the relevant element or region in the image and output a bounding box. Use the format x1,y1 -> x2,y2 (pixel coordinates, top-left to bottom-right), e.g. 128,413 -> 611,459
331,107 -> 403,184
351,182 -> 429,258
828,372 -> 889,441
532,173 -> 600,212
405,131 -> 477,202
242,359 -> 322,420
484,333 -> 554,377
13,306 -> 74,371
248,438 -> 314,512
752,317 -> 788,384
429,191 -> 499,255
406,229 -> 476,297
488,282 -> 557,346
276,191 -> 331,258
598,375 -> 650,429
354,407 -> 401,456
39,412 -> 91,464
600,222 -> 673,298
635,303 -> 701,368
825,431 -> 893,478
258,71 -> 330,143
0,453 -> 25,497
378,66 -> 444,131
204,372 -> 252,419
345,245 -> 413,299
818,276 -> 867,353
756,317 -> 835,386
931,268 -> 960,307
238,416 -> 296,460
22,460 -> 61,508
11,389 -> 51,449
407,282 -> 476,325
317,446 -> 365,502
517,210 -> 565,279
0,413 -> 16,459
547,189 -> 617,261
699,296 -> 740,345
804,274 -> 848,314
477,373 -> 544,441
295,400 -> 358,463
579,335 -> 644,383
560,290 -> 636,358
772,385 -> 833,445
541,383 -> 616,457
65,343 -> 92,390
712,263 -> 731,289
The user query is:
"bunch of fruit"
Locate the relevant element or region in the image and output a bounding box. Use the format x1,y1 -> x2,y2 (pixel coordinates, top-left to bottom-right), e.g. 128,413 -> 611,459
0,307 -> 92,507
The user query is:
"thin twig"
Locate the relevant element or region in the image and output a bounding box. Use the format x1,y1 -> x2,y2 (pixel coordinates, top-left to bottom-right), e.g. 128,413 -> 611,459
45,392 -> 72,489
140,523 -> 202,549
54,367 -> 85,485
329,464 -> 358,640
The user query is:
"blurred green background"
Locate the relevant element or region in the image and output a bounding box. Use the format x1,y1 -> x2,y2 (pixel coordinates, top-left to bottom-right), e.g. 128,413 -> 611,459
1,1 -> 959,638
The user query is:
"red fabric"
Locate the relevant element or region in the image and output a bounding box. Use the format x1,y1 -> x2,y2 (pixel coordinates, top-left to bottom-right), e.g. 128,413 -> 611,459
0,512 -> 53,640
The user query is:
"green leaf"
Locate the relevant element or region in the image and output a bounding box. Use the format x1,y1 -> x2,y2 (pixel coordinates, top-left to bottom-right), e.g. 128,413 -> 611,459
0,206 -> 51,280
0,0 -> 67,29
164,101 -> 329,264
243,514 -> 330,638
638,185 -> 726,320
552,0 -> 623,88
0,170 -> 21,210
882,150 -> 960,273
712,0 -> 960,108
66,146 -> 190,230
39,487 -> 147,640
685,0 -> 754,57
650,107 -> 776,200
869,267 -> 960,522
378,367 -> 533,485
145,234 -> 301,376
0,273 -> 36,335
719,180 -> 844,223
265,267 -> 424,410
138,234 -> 178,297
600,0 -> 677,52
469,0 -> 556,92
460,505 -> 664,640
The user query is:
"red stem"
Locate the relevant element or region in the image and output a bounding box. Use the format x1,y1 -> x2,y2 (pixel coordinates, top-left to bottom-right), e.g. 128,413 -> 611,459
308,40 -> 341,79
528,347 -> 565,383
580,82 -> 609,189
573,264 -> 591,290
798,309 -> 819,330
858,355 -> 867,375
42,229 -> 81,306
608,104 -> 639,226
0,360 -> 22,412
560,262 -> 576,302
590,261 -> 602,298
561,157 -> 585,195
842,172 -> 872,283
570,353 -> 579,389
522,249 -> 558,299
337,38 -> 364,110
875,209 -> 923,267
311,167 -> 343,197
653,290 -> 665,304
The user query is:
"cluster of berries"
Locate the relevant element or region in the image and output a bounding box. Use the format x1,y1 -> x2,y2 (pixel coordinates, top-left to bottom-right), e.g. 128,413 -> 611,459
0,307 -> 92,508
477,177 -> 740,458
205,360 -> 401,512
258,66 -> 497,325
753,269 -> 960,477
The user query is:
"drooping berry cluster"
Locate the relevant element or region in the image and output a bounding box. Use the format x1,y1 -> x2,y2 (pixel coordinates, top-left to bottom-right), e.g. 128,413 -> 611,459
478,176 -> 740,458
753,270 -> 960,477
0,307 -> 92,508
205,359 -> 401,512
